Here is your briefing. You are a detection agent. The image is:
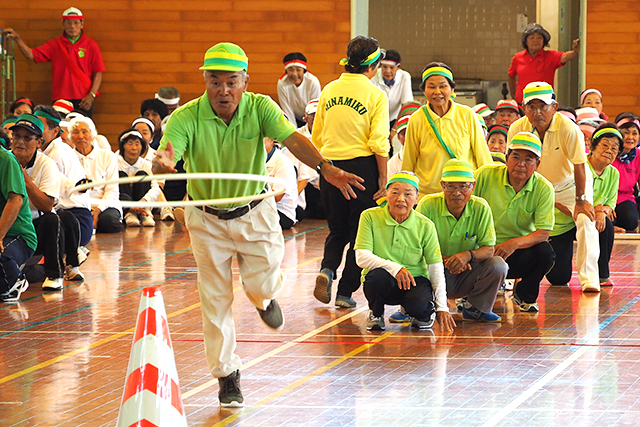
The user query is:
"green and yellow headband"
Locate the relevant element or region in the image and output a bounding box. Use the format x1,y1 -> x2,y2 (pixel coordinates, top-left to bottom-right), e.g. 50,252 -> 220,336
508,132 -> 542,157
593,127 -> 623,141
339,47 -> 381,67
441,159 -> 475,183
200,43 -> 248,72
386,172 -> 419,191
421,66 -> 453,83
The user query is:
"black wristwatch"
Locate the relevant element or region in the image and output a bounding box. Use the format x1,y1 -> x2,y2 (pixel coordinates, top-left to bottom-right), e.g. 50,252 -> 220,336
317,158 -> 333,174
468,250 -> 476,263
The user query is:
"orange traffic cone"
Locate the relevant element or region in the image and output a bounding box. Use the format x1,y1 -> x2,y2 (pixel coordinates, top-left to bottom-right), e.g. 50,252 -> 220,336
116,286 -> 188,427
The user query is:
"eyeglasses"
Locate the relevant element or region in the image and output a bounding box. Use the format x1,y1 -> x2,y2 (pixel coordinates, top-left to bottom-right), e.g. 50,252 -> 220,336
443,183 -> 473,193
524,103 -> 552,114
12,134 -> 38,143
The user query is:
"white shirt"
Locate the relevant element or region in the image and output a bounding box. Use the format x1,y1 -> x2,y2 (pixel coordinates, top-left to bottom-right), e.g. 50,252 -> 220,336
295,124 -> 320,190
387,147 -> 404,178
75,146 -> 121,213
277,72 -> 321,125
281,144 -> 318,210
25,151 -> 61,219
42,137 -> 91,210
370,68 -> 414,122
117,155 -> 162,203
266,148 -> 298,223
94,134 -> 112,151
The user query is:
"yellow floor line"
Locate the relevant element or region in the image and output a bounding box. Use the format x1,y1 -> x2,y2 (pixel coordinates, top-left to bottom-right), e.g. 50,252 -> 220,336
0,258 -> 324,386
211,331 -> 395,427
181,306 -> 366,399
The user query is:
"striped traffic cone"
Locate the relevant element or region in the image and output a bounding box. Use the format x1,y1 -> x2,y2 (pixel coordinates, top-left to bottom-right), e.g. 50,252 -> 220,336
116,286 -> 188,427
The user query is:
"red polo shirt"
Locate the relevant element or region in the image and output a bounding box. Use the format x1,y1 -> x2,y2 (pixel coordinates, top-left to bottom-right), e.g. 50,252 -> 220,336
508,49 -> 564,104
32,32 -> 106,101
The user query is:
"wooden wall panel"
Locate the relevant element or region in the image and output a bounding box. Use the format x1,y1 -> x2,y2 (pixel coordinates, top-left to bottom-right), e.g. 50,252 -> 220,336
586,0 -> 640,119
1,0 -> 350,147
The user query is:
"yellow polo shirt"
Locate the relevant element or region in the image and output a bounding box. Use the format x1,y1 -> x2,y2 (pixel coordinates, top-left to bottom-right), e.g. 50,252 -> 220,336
312,73 -> 390,160
508,113 -> 587,189
474,164 -> 555,244
402,102 -> 493,196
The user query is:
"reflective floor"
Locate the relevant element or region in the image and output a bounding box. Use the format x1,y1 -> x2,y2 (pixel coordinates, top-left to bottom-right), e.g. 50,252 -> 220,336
1,219 -> 640,426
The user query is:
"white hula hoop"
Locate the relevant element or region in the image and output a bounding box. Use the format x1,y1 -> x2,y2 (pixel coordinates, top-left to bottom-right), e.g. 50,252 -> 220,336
68,173 -> 288,208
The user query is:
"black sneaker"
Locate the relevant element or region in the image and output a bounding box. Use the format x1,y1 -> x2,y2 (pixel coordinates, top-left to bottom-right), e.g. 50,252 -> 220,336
411,311 -> 436,329
218,370 -> 244,408
257,299 -> 285,330
0,278 -> 29,303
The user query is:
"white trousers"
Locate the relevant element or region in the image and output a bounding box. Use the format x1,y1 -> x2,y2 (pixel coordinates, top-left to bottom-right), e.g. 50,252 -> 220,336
185,198 -> 285,378
554,169 -> 599,286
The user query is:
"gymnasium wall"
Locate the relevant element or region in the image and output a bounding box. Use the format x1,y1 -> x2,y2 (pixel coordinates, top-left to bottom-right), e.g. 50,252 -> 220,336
586,0 -> 640,120
1,0 -> 351,147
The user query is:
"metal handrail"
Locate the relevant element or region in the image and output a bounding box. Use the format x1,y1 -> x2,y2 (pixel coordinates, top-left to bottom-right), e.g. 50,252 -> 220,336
0,31 -> 17,117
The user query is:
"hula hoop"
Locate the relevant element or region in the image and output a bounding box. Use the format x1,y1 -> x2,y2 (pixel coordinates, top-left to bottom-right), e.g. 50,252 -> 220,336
68,173 -> 288,208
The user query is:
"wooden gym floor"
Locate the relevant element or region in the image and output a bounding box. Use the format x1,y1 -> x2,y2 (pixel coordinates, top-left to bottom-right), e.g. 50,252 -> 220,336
1,219 -> 640,426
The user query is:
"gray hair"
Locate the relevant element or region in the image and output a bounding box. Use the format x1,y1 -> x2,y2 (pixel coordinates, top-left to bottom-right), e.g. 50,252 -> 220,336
68,116 -> 98,141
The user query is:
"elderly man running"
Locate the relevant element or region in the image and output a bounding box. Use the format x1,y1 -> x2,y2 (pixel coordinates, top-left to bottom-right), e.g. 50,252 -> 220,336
153,43 -> 363,408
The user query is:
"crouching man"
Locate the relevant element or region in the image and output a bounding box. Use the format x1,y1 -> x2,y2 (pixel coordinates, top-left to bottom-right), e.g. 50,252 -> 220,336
417,159 -> 508,322
354,172 -> 456,332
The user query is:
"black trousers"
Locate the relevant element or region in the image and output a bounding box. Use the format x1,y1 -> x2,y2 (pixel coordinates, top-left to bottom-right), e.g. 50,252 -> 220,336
163,160 -> 187,201
505,241 -> 555,303
278,211 -> 295,230
614,200 -> 639,231
62,207 -> 93,246
119,170 -> 151,214
33,213 -> 64,279
547,219 -> 614,284
303,184 -> 326,219
70,99 -> 94,118
363,268 -> 434,320
320,155 -> 379,298
58,210 -> 81,267
97,207 -> 123,233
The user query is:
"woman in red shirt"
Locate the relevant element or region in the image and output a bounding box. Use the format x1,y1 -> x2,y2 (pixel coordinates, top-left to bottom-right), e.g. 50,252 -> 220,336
508,24 -> 579,105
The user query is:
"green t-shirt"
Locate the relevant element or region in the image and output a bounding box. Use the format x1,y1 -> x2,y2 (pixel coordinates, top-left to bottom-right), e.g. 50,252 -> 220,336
354,206 -> 442,279
550,160 -> 620,236
416,193 -> 496,257
474,164 -> 554,244
0,147 -> 37,251
160,91 -> 296,208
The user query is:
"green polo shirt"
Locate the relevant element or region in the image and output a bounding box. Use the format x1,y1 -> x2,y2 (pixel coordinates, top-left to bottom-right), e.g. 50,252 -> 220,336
416,193 -> 496,257
0,147 -> 37,251
551,160 -> 620,236
161,91 -> 296,208
474,164 -> 554,244
354,206 -> 442,279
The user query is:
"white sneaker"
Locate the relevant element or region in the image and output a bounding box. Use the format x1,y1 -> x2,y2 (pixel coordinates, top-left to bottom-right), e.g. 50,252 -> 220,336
125,212 -> 140,227
160,206 -> 175,221
65,266 -> 84,281
140,214 -> 156,227
42,277 -> 64,290
77,248 -> 88,265
79,246 -> 90,257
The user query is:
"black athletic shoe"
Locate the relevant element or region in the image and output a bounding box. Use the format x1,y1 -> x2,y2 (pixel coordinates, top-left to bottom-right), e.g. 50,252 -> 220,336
218,370 -> 244,408
257,299 -> 285,330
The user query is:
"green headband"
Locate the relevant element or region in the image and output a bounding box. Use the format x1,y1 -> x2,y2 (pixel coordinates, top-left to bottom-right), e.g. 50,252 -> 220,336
339,47 -> 381,67
34,110 -> 61,125
421,66 -> 454,83
386,172 -> 419,191
593,127 -> 622,141
2,117 -> 18,127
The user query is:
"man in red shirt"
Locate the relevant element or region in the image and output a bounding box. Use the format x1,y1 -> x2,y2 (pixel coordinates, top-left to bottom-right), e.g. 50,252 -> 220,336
2,7 -> 105,117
